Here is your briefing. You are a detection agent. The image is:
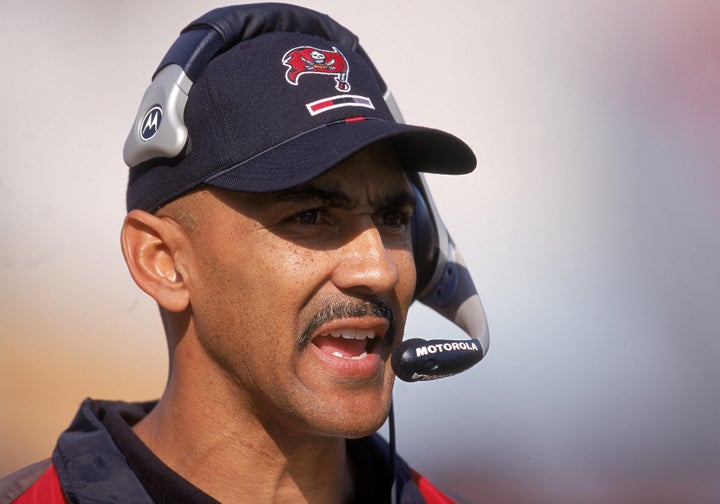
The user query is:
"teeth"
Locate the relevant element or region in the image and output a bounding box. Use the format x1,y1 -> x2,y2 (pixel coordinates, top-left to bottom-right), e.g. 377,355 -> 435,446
322,329 -> 376,360
326,329 -> 376,340
332,351 -> 368,360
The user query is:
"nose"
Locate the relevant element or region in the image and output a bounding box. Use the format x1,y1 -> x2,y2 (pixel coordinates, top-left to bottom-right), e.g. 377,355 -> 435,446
331,223 -> 400,296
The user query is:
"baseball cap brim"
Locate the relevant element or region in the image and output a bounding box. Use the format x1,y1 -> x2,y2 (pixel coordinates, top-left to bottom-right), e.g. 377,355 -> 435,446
202,116 -> 476,193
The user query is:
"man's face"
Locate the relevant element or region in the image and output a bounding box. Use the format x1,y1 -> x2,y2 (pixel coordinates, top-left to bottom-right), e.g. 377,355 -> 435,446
171,142 -> 417,438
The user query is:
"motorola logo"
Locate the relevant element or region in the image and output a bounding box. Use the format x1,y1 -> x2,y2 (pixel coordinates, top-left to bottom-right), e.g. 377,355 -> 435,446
139,105 -> 163,141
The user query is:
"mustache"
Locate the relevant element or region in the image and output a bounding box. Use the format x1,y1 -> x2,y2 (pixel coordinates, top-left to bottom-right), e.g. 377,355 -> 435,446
298,298 -> 395,348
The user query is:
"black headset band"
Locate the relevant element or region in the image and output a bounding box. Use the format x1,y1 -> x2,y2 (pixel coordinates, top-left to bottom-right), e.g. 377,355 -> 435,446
154,3 -> 362,82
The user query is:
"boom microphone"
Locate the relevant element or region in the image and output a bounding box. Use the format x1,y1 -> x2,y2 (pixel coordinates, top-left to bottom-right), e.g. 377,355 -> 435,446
391,172 -> 490,382
391,338 -> 484,382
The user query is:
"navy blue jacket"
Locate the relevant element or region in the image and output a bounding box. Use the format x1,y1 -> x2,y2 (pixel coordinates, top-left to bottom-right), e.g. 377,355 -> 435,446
2,399 -> 457,503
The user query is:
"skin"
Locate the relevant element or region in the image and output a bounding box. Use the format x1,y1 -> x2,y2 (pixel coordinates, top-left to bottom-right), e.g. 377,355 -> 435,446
120,142 -> 417,503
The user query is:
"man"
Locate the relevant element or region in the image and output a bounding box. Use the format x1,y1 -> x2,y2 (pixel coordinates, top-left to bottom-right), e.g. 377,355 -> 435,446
1,4 -> 482,503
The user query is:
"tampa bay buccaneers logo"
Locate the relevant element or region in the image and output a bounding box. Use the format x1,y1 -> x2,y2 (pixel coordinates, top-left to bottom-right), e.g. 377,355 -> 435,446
282,46 -> 351,92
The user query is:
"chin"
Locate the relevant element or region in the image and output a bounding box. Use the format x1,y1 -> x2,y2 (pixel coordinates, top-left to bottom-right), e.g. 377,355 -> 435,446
339,410 -> 390,439
323,417 -> 389,440
306,393 -> 393,439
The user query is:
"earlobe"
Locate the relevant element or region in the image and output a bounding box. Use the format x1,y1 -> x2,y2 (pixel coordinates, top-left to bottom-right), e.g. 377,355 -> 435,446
121,210 -> 190,312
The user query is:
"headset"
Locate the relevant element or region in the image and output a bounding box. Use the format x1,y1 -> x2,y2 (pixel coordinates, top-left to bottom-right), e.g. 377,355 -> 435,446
124,3 -> 489,383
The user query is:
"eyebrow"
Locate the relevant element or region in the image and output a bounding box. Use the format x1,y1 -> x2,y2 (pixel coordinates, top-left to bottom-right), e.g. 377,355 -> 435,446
272,186 -> 353,209
268,184 -> 416,212
370,190 -> 417,213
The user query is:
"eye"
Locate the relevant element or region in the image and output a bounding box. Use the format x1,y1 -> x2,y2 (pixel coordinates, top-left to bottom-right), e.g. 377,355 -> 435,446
288,208 -> 326,226
379,210 -> 412,229
295,209 -> 319,225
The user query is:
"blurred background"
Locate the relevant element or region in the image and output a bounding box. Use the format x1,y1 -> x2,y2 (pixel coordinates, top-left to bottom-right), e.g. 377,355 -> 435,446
1,1 -> 719,502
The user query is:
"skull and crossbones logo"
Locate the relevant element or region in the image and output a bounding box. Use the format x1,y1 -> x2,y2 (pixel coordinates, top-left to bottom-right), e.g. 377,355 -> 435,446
302,50 -> 336,71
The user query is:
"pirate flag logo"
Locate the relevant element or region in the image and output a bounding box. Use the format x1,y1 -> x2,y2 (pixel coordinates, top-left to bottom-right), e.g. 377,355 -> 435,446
282,46 -> 351,92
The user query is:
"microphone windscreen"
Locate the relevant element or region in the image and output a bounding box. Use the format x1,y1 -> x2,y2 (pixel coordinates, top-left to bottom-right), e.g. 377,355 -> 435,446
391,338 -> 484,382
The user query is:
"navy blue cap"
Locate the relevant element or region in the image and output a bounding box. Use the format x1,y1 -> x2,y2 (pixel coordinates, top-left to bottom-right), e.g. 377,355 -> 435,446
126,29 -> 476,212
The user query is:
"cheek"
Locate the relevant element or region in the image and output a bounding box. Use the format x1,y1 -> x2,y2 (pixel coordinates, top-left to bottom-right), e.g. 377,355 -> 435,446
217,241 -> 333,346
261,242 -> 330,299
395,248 -> 417,305
188,239 -> 330,370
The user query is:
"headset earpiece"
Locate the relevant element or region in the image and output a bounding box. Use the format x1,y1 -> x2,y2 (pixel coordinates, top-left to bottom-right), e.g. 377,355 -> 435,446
410,178 -> 437,298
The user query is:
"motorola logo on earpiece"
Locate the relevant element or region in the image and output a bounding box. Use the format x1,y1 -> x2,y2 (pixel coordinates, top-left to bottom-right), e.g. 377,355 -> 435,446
139,105 -> 163,141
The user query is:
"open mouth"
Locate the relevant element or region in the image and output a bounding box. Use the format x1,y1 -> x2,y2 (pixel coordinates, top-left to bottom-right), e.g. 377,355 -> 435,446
312,329 -> 380,360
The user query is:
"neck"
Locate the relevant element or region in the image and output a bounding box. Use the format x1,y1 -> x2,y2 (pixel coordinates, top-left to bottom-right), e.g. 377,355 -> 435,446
133,338 -> 354,503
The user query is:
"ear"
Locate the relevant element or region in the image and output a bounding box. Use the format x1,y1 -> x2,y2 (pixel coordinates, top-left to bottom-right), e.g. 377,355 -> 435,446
121,209 -> 191,312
